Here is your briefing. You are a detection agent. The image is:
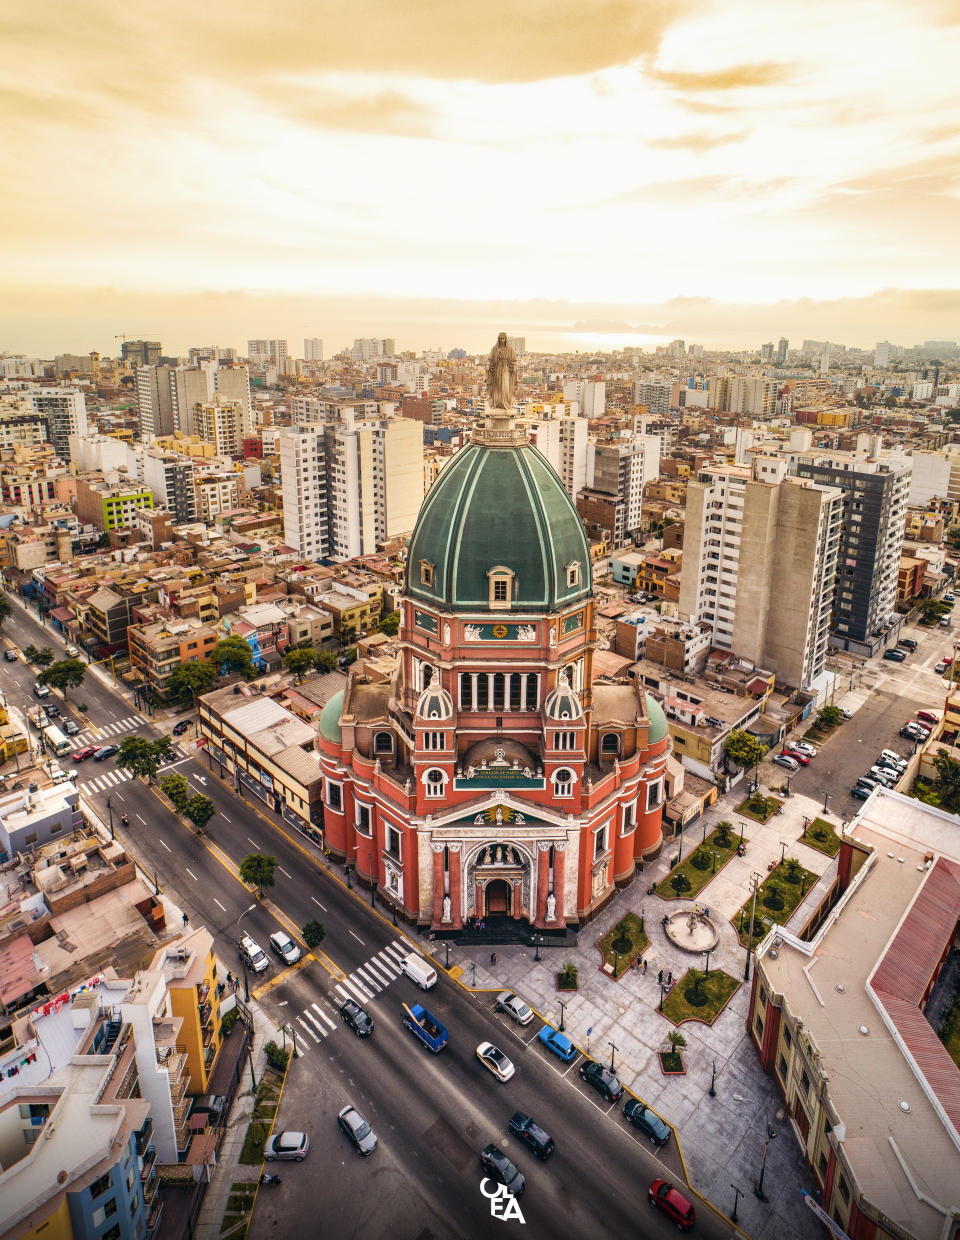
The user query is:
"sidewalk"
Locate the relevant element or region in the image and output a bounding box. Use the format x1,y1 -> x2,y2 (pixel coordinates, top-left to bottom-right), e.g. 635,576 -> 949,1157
425,781 -> 839,1240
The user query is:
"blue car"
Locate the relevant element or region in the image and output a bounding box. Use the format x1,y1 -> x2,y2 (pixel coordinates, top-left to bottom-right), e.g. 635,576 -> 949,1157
537,1024 -> 577,1063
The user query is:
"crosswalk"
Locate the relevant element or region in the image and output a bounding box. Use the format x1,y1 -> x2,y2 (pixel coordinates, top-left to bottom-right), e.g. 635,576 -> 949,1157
78,714 -> 147,743
79,768 -> 134,795
292,940 -> 410,1051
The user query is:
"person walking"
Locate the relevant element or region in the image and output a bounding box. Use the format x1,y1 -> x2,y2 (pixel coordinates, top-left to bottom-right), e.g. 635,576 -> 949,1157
642,959 -> 648,975
490,952 -> 497,966
658,969 -> 663,985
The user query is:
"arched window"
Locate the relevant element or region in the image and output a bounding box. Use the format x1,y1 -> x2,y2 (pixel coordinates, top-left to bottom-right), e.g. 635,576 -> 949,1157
553,768 -> 574,798
487,565 -> 515,611
601,733 -> 621,758
424,768 -> 446,799
374,731 -> 394,754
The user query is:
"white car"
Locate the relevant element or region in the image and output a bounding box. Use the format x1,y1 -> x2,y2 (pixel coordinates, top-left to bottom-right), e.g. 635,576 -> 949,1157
269,930 -> 301,965
495,991 -> 534,1026
265,1131 -> 309,1161
790,741 -> 817,758
476,1042 -> 516,1082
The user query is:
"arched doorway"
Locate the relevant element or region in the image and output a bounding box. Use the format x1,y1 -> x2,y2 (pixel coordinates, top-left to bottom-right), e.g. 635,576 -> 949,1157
485,880 -> 511,915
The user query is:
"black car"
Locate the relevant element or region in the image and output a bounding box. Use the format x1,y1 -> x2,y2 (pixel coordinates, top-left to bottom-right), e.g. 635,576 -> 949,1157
45,703 -> 60,717
3,649 -> 17,662
479,1144 -> 525,1196
623,1098 -> 670,1147
898,638 -> 918,650
172,720 -> 190,736
339,999 -> 373,1037
850,784 -> 872,800
883,649 -> 906,662
507,1112 -> 554,1160
93,744 -> 119,761
579,1060 -> 624,1102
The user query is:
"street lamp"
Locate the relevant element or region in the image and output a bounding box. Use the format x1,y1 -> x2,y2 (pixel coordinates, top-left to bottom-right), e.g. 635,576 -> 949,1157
534,935 -> 542,962
744,873 -> 760,982
780,841 -> 787,864
608,1041 -> 618,1073
738,822 -> 745,847
823,790 -> 829,814
444,941 -> 450,968
236,903 -> 257,1002
730,1184 -> 743,1224
704,948 -> 712,976
106,796 -> 114,841
558,1000 -> 567,1032
709,1059 -> 717,1097
754,1123 -> 777,1201
658,981 -> 666,1012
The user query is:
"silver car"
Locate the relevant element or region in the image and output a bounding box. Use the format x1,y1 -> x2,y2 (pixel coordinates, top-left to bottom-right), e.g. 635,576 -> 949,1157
495,990 -> 534,1026
337,1105 -> 378,1155
265,1130 -> 309,1161
269,930 -> 301,965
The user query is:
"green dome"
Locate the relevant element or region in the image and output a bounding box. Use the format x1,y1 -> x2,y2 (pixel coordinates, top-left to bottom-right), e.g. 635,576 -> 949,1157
405,441 -> 591,613
645,693 -> 669,745
318,691 -> 344,743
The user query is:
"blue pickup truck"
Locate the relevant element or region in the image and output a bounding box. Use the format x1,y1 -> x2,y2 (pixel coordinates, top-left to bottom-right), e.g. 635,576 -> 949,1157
537,1024 -> 577,1063
402,1003 -> 448,1053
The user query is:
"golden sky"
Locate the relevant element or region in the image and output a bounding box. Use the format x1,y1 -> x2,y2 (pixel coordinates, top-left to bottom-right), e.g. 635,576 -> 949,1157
2,0 -> 959,354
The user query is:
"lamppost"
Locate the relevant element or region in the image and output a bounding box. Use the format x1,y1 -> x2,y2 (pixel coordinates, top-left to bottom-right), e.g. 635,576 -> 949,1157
730,1184 -> 743,1224
704,948 -> 712,976
608,1041 -> 618,1073
802,815 -> 809,839
744,873 -> 760,981
534,935 -> 542,962
612,948 -> 619,975
702,822 -> 707,844
709,1059 -> 717,1097
780,841 -> 787,864
236,903 -> 257,1002
658,981 -> 666,1012
754,1123 -> 777,1201
738,821 -> 745,847
558,1000 -> 567,1032
823,790 -> 829,814
711,849 -> 717,874
445,941 -> 450,968
370,875 -> 376,908
106,796 -> 114,840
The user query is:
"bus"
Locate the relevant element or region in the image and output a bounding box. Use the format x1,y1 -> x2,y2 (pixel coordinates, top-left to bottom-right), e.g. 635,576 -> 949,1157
42,724 -> 71,758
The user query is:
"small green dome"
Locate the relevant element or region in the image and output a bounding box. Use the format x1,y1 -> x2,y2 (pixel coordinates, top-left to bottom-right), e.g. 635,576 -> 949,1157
318,691 -> 344,743
405,440 -> 591,613
645,693 -> 669,745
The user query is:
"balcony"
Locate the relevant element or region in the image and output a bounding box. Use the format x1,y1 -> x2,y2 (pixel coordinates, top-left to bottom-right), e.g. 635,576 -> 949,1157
140,1143 -> 157,1180
146,1196 -> 164,1238
135,1117 -> 154,1157
142,1165 -> 159,1204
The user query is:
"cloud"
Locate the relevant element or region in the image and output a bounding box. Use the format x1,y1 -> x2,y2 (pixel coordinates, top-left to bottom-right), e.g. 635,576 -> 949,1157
602,173 -> 795,205
269,87 -> 435,137
650,61 -> 796,92
647,129 -> 748,151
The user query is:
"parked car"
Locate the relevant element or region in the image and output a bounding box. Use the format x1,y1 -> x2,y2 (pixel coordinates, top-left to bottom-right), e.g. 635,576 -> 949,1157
917,710 -> 940,725
867,766 -> 896,786
64,644 -> 80,657
537,1024 -> 578,1063
63,719 -> 79,736
781,747 -> 810,765
940,616 -> 950,627
901,725 -> 923,739
172,720 -> 190,736
339,999 -> 374,1037
33,683 -> 50,698
772,754 -> 800,771
269,930 -> 301,965
884,649 -> 906,662
840,707 -> 854,719
45,703 -> 60,717
946,592 -> 955,603
337,1105 -> 377,1156
579,1060 -> 623,1102
936,661 -> 949,674
623,1099 -> 670,1147
476,1042 -> 515,1082
73,746 -> 97,761
879,750 -> 907,768
898,637 -> 918,650
507,1112 -> 555,1160
851,784 -> 872,800
856,775 -> 881,789
648,1180 -> 696,1231
3,648 -> 17,662
264,1131 -> 309,1161
790,741 -> 817,758
495,991 -> 534,1026
93,744 -> 119,761
479,1145 -> 524,1196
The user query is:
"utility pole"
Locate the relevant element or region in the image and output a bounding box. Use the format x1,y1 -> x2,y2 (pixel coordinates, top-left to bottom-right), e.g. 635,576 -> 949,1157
744,872 -> 761,981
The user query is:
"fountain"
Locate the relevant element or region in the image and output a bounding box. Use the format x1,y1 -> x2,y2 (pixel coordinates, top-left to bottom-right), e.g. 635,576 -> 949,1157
663,906 -> 719,953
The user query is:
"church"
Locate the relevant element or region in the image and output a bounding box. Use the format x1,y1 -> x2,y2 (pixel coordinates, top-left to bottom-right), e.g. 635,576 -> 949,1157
317,357 -> 670,937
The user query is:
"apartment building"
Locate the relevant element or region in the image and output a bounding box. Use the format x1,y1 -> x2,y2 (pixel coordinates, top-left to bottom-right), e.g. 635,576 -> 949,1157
138,449 -> 198,523
0,395 -> 50,451
246,339 -> 287,366
679,457 -> 843,689
128,619 -> 219,697
711,375 -> 777,419
194,399 -> 243,456
562,379 -> 605,417
196,470 -> 241,523
787,447 -> 911,653
576,434 -> 661,547
169,365 -> 210,436
214,365 -> 253,434
527,414 -> 588,503
75,478 -> 154,532
303,337 -> 323,361
135,366 -> 176,439
121,339 -> 162,366
19,388 -> 86,461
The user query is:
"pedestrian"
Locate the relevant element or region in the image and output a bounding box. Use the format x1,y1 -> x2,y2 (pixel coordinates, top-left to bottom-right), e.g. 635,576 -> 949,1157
490,952 -> 497,966
642,959 -> 648,975
182,911 -> 188,927
667,971 -> 673,986
226,971 -> 233,988
217,981 -> 225,998
658,969 -> 663,985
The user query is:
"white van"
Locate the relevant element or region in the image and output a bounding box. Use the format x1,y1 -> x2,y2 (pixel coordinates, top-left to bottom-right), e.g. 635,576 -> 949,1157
399,953 -> 438,990
240,934 -> 269,973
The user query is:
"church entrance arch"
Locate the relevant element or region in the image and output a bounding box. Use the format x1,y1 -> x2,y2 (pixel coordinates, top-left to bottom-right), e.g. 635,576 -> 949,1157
485,880 -> 511,915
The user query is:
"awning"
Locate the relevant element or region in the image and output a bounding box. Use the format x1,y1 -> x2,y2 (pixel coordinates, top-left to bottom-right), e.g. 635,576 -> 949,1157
51,607 -> 73,623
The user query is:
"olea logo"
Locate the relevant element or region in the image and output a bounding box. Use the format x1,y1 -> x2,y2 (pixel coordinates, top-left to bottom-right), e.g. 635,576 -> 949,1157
480,1179 -> 526,1223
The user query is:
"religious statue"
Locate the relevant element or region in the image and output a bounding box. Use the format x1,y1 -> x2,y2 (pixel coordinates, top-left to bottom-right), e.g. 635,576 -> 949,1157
442,894 -> 452,923
443,623 -> 451,644
546,891 -> 557,922
486,332 -> 518,410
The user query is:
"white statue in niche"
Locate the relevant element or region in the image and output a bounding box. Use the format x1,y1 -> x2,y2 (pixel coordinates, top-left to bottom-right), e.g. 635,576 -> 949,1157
442,894 -> 452,922
443,623 -> 451,644
464,624 -> 483,641
546,891 -> 557,921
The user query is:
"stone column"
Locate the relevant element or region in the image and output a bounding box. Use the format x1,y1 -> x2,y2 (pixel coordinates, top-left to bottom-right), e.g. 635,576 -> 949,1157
471,674 -> 478,711
431,845 -> 444,927
487,673 -> 494,710
535,843 -> 550,925
448,844 -> 462,928
475,880 -> 485,921
552,843 -> 567,927
511,879 -> 522,919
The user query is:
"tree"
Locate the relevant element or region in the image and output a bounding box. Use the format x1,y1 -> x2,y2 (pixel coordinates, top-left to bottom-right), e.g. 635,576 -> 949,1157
932,748 -> 960,812
0,596 -> 10,629
283,647 -> 317,682
159,773 -> 190,812
337,624 -> 357,650
168,660 -> 219,702
919,599 -> 950,626
38,658 -> 86,699
724,729 -> 765,771
816,704 -> 844,729
210,636 -> 255,679
666,1030 -> 687,1055
377,611 -> 400,637
239,852 -> 278,898
185,794 -> 216,832
313,650 -> 338,674
302,920 -> 325,948
23,645 -> 39,663
116,735 -> 176,784
33,647 -> 54,668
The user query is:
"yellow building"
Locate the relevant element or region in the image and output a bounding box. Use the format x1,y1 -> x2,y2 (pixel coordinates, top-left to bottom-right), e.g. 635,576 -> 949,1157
153,925 -> 223,1096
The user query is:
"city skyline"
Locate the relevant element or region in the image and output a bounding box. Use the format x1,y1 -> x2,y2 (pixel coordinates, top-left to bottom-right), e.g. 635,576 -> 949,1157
2,0 -> 960,354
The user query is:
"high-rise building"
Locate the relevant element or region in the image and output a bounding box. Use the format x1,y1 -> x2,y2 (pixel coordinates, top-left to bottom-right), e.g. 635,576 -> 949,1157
121,339 -> 162,366
679,457 -> 842,688
633,380 -> 672,416
246,339 -> 288,366
20,387 -> 85,460
777,337 -> 789,363
303,337 -> 324,362
576,434 -> 661,547
507,336 -> 526,355
135,365 -> 176,438
710,376 -> 777,419
138,448 -> 198,522
279,427 -> 329,559
170,366 -> 210,436
761,342 -> 774,362
562,379 -> 605,418
788,447 -> 911,653
195,399 -> 244,456
528,415 -> 588,503
874,341 -> 891,368
214,364 -> 253,434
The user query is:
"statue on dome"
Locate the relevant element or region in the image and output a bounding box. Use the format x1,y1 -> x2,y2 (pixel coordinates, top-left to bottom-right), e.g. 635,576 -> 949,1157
486,332 -> 518,410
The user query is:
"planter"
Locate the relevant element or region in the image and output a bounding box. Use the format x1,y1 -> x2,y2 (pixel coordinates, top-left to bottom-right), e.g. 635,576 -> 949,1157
556,974 -> 578,992
658,1051 -> 685,1075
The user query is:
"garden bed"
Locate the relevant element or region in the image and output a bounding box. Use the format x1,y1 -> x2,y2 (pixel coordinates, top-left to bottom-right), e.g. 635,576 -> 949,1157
736,792 -> 782,823
657,823 -> 740,901
660,968 -> 739,1026
596,912 -> 648,978
658,1051 -> 685,1075
801,817 -> 842,858
733,858 -> 819,949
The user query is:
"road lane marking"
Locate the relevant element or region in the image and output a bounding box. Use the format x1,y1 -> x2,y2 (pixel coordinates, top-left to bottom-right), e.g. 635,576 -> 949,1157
221,814 -> 231,823
160,839 -> 172,852
296,1016 -> 321,1042
311,1003 -> 336,1031
136,814 -> 146,824
186,868 -> 198,881
214,899 -> 226,911
349,930 -> 365,945
277,866 -> 291,879
354,965 -> 381,991
114,791 -> 125,802
247,837 -> 260,849
311,897 -> 326,911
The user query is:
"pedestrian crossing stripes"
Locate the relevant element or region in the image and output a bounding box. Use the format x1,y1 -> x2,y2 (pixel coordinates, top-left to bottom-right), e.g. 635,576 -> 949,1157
79,768 -> 133,795
291,941 -> 410,1052
71,715 -> 146,745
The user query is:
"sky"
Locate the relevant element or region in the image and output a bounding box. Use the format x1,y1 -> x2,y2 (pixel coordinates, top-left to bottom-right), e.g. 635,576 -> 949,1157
2,0 -> 959,356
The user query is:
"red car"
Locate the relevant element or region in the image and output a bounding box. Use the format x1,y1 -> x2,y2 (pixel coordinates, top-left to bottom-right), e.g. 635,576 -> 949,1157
782,748 -> 810,765
73,746 -> 97,761
649,1180 -> 696,1230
